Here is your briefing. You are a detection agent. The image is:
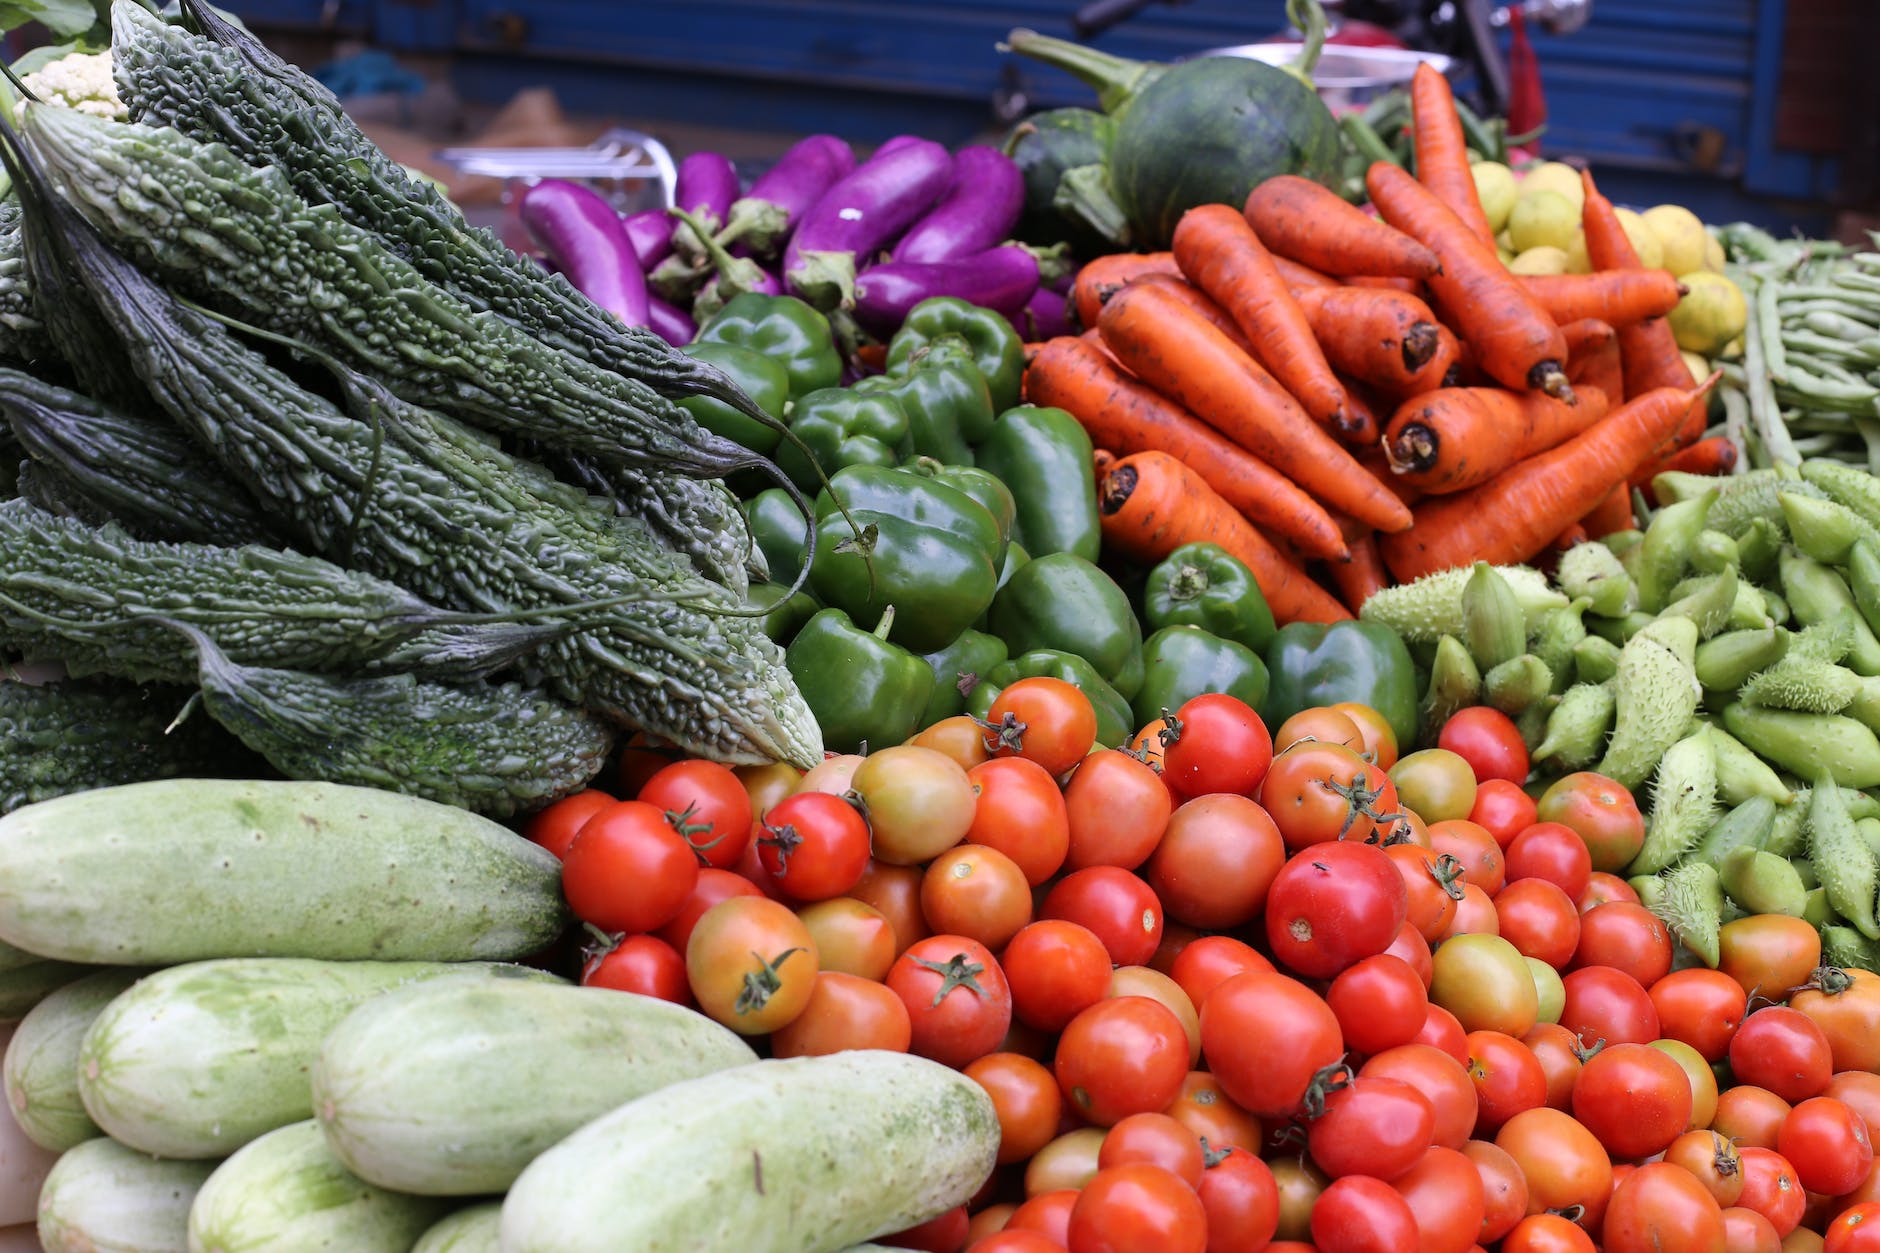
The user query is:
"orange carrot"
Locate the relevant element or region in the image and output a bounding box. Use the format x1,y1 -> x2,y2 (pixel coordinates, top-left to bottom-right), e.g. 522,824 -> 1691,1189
1078,328 -> 1118,361
1521,271 -> 1685,327
1379,376 -> 1719,581
1093,447 -> 1118,479
1337,375 -> 1383,447
1560,318 -> 1616,360
1359,446 -> 1425,508
1367,162 -> 1572,397
1023,336 -> 1349,560
1632,435 -> 1737,498
1095,280 -> 1414,534
1550,522 -> 1591,552
1347,275 -> 1426,295
1581,170 -> 1698,405
1410,63 -> 1497,245
1580,483 -> 1635,538
1173,204 -> 1359,438
1324,516 -> 1391,616
1382,385 -> 1611,494
1131,272 -> 1252,352
1294,285 -> 1457,395
1071,251 -> 1181,330
1098,451 -> 1351,625
1275,254 -> 1337,294
1569,334 -> 1625,410
1243,175 -> 1441,279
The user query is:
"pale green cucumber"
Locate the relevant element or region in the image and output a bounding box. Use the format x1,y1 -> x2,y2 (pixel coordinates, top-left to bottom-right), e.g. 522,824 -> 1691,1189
37,1136 -> 215,1253
80,961 -> 558,1160
186,1120 -> 449,1253
312,979 -> 756,1195
499,1052 -> 999,1253
0,779 -> 569,964
5,968 -> 146,1151
412,1204 -> 500,1253
0,959 -> 94,1022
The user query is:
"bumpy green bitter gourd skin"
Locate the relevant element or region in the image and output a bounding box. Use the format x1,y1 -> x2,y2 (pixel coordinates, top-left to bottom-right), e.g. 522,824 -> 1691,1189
0,197 -> 51,365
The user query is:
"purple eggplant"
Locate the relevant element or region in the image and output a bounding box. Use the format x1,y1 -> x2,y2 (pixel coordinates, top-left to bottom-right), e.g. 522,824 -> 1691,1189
852,245 -> 1040,335
621,208 -> 676,271
723,135 -> 856,259
893,146 -> 1026,265
783,139 -> 954,311
671,151 -> 741,261
518,178 -> 650,328
647,295 -> 697,346
872,135 -> 926,158
1018,286 -> 1074,341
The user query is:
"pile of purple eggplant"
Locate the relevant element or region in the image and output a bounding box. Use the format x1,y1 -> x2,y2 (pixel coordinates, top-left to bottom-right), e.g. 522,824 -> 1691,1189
519,133 -> 1074,354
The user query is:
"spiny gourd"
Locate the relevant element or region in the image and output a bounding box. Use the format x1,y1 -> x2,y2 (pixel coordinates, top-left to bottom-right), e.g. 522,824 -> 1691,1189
1628,728 -> 1718,875
1360,564 -> 1565,642
1556,542 -> 1636,618
1596,615 -> 1700,791
1740,654 -> 1860,713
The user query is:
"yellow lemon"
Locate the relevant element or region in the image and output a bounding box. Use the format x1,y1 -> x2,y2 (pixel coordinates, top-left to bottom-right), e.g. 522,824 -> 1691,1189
1516,162 -> 1585,210
1564,232 -> 1592,274
1510,246 -> 1571,276
1641,204 -> 1710,277
1679,350 -> 1711,383
1667,272 -> 1748,355
1509,190 -> 1580,254
1472,161 -> 1519,234
1705,233 -> 1727,273
1497,245 -> 1517,267
1614,207 -> 1666,271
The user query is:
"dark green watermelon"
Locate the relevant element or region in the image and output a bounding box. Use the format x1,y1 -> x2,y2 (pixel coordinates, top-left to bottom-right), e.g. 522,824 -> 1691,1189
1006,108 -> 1116,256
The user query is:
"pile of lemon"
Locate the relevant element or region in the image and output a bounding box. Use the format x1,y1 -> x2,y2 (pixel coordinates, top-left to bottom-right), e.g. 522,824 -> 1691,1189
1471,160 -> 1747,368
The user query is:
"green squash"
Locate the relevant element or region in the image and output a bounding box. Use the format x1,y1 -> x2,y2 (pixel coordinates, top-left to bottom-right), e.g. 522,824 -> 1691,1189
1005,107 -> 1117,257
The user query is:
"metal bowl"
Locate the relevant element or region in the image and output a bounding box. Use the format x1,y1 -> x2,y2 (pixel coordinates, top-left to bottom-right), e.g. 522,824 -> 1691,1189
1194,43 -> 1455,113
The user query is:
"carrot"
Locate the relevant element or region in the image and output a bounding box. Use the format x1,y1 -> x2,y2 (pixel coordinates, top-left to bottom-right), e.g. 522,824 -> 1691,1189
1324,515 -> 1391,616
1550,522 -> 1591,552
1023,336 -> 1349,560
1275,254 -> 1337,295
1632,435 -> 1738,498
1410,63 -> 1497,245
1072,252 -> 1181,331
1243,174 -> 1441,279
1095,280 -> 1414,534
1569,333 -> 1625,410
1294,285 -> 1456,395
1337,375 -> 1383,447
1172,204 -> 1359,438
1520,271 -> 1685,327
1078,328 -> 1119,362
1378,375 -> 1719,581
1382,385 -> 1611,494
1560,318 -> 1615,359
1092,447 -> 1118,479
1367,162 -> 1572,398
1359,446 -> 1425,508
1579,483 -> 1635,538
1131,272 -> 1252,352
1347,275 -> 1426,295
1581,170 -> 1698,403
1098,451 -> 1352,625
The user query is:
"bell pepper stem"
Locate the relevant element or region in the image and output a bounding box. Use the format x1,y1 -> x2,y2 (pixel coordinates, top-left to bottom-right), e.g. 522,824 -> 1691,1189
874,605 -> 898,641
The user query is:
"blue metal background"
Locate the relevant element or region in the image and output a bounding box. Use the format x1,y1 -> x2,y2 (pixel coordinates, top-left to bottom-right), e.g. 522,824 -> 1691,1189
228,0 -> 1840,230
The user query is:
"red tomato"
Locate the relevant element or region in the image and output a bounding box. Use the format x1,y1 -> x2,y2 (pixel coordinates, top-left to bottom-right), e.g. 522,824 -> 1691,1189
1328,954 -> 1429,1057
1826,1072 -> 1880,1143
1729,1008 -> 1834,1104
1718,916 -> 1821,1003
1309,1075 -> 1437,1180
1312,1174 -> 1421,1253
1439,706 -> 1530,784
1064,750 -> 1174,871
1505,822 -> 1594,899
1385,921 -> 1435,989
1827,1204 -> 1880,1253
1098,1112 -> 1205,1185
1143,794 -> 1286,930
1465,1030 -> 1549,1134
1535,773 -> 1646,873
1790,969 -> 1880,1074
1198,1147 -> 1280,1253
1711,1086 -> 1792,1151
1201,971 -> 1345,1119
1169,934 -> 1274,1012
1362,1044 -> 1481,1152
965,1052 -> 1064,1166
1328,701 -> 1400,769
1395,1145 -> 1489,1253
1664,1130 -> 1747,1208
886,935 -> 1013,1069
1002,919 -> 1113,1033
523,788 -> 614,859
1735,1148 -> 1807,1238
561,800 -> 701,932
1494,878 -> 1583,970
1495,1107 -> 1613,1225
1274,706 -> 1366,756
1572,1042 -> 1695,1160
1650,968 -> 1748,1063
1720,1207 -> 1781,1253
637,760 -> 754,870
1442,882 -> 1503,939
848,860 -> 930,956
1259,741 -> 1386,848
1006,1189 -> 1077,1242
1167,1071 -> 1264,1153
984,677 -> 1098,777
1264,840 -> 1408,979
964,757 -> 1071,887
1055,996 -> 1190,1126
1067,1163 -> 1207,1253
580,932 -> 689,1004
769,971 -> 913,1057
1040,866 -> 1165,968
1578,871 -> 1643,912
1521,1022 -> 1588,1112
1470,779 -> 1540,848
1574,902 -> 1674,988
794,896 -> 897,982
754,792 -> 871,902
1602,1162 -> 1726,1253
1430,819 -> 1507,896
655,867 -> 764,954
882,1206 -> 970,1253
1162,693 -> 1274,798
1109,966 -> 1201,1067
1504,1213 -> 1597,1253
685,897 -> 819,1035
1414,1003 -> 1473,1065
1777,1097 -> 1874,1196
920,844 -> 1033,952
1559,965 -> 1660,1048
967,1231 -> 1061,1253
1464,1138 -> 1531,1244
1388,843 -> 1466,943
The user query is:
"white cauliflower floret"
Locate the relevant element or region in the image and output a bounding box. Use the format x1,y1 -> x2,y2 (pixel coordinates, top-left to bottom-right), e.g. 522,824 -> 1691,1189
20,51 -> 125,121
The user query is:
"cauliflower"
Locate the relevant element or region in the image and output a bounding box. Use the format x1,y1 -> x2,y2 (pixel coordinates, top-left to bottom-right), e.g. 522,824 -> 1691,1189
20,51 -> 125,121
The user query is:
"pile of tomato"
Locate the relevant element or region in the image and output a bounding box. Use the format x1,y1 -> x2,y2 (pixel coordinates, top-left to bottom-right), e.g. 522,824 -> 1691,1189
523,680 -> 1880,1253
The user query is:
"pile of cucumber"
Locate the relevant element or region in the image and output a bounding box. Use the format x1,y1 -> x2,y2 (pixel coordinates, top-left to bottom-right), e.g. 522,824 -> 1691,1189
0,779 -> 995,1253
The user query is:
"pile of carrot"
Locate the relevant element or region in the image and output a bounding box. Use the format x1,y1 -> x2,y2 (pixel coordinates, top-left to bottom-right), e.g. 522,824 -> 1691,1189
1022,62 -> 1723,623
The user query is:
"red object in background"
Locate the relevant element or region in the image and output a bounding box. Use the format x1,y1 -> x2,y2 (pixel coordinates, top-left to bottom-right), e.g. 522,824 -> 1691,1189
1506,9 -> 1548,155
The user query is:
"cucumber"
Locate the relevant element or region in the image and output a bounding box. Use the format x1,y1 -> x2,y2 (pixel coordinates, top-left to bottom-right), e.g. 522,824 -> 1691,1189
499,1051 -> 999,1253
0,779 -> 570,964
4,967 -> 146,1151
79,960 -> 559,1160
0,958 -> 94,1022
312,979 -> 757,1195
412,1204 -> 500,1253
187,1120 -> 450,1253
36,1136 -> 215,1253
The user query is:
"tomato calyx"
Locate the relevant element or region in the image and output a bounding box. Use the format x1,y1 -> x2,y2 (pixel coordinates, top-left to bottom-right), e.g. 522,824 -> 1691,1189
756,821 -> 803,872
578,921 -> 623,963
1547,1204 -> 1586,1224
910,952 -> 991,1008
1572,1035 -> 1608,1063
975,710 -> 1028,756
1297,1059 -> 1355,1120
1369,812 -> 1414,845
734,946 -> 806,1015
1156,708 -> 1185,747
1801,964 -> 1856,996
1199,1138 -> 1234,1169
1701,1131 -> 1742,1177
1319,774 -> 1389,840
1426,852 -> 1469,901
664,802 -> 725,859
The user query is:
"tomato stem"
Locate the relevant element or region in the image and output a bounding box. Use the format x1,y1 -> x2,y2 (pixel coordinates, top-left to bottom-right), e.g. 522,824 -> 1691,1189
1199,1138 -> 1234,1169
1802,964 -> 1856,996
756,821 -> 803,873
1156,708 -> 1185,747
1297,1058 -> 1355,1120
974,710 -> 1027,756
734,947 -> 805,1016
1426,852 -> 1469,901
910,952 -> 990,1007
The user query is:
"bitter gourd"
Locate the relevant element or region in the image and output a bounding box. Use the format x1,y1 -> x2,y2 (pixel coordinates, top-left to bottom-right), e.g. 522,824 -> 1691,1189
169,621 -> 613,817
0,196 -> 51,365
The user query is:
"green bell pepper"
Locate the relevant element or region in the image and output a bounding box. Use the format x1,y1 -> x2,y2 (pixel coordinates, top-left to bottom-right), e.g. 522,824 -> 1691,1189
786,606 -> 935,754
1132,626 -> 1270,729
1262,619 -> 1419,751
695,293 -> 842,400
965,648 -> 1133,749
775,387 -> 912,493
854,335 -> 995,462
1143,543 -> 1278,655
974,406 -> 1101,563
747,580 -> 820,646
742,488 -> 810,588
903,457 -> 1016,551
809,464 -> 1005,653
676,341 -> 789,456
884,297 -> 1026,414
920,628 -> 1010,727
987,552 -> 1145,701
